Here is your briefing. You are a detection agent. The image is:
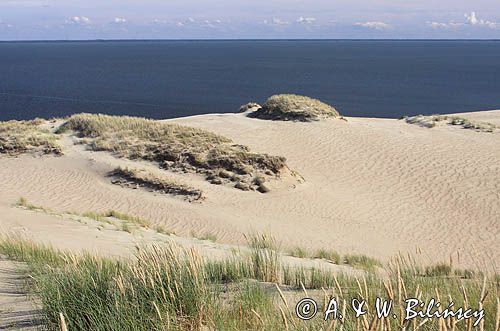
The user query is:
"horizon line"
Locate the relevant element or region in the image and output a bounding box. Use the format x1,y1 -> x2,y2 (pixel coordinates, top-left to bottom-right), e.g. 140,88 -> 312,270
1,38 -> 500,43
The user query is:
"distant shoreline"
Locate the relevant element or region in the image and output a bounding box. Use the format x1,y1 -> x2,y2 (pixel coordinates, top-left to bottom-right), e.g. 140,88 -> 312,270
1,38 -> 500,43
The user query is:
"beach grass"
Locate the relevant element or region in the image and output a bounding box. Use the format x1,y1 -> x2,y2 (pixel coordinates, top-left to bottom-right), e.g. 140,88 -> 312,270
153,224 -> 175,236
15,197 -> 47,212
0,236 -> 499,330
14,197 -> 163,234
404,114 -> 497,132
249,94 -> 339,121
288,246 -> 309,259
287,245 -> 378,271
190,230 -> 218,242
343,253 -> 382,272
80,209 -> 153,233
313,249 -> 342,264
110,166 -> 204,202
56,113 -> 288,191
0,119 -> 62,155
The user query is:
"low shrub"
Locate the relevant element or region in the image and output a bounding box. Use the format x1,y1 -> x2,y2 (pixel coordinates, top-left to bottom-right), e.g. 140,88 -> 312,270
249,94 -> 339,122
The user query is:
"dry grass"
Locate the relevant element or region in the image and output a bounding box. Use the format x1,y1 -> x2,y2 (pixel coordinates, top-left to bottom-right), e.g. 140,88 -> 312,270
14,197 -> 164,234
287,245 -> 377,271
110,166 -> 204,202
313,249 -> 342,264
404,114 -> 497,132
79,210 -> 159,233
0,119 -> 62,155
1,237 -> 499,331
249,94 -> 339,121
190,230 -> 218,242
343,253 -> 382,272
15,197 -> 48,212
57,113 -> 287,192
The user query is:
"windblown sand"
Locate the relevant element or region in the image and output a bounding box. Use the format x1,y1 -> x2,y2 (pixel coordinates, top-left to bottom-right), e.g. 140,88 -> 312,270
0,110 -> 499,271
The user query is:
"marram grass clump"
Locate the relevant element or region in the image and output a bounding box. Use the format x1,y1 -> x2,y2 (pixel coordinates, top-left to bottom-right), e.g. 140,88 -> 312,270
404,114 -> 497,132
110,166 -> 204,202
1,237 -> 499,331
0,119 -> 62,155
57,113 -> 287,192
248,94 -> 339,122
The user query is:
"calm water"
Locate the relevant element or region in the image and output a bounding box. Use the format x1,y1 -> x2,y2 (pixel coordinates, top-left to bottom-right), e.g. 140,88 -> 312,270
1,40 -> 499,121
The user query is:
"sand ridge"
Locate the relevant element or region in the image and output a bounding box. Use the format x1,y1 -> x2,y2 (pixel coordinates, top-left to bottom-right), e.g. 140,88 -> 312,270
0,110 -> 499,271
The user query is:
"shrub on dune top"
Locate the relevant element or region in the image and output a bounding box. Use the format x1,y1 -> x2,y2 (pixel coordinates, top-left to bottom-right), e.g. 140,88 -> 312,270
248,94 -> 339,122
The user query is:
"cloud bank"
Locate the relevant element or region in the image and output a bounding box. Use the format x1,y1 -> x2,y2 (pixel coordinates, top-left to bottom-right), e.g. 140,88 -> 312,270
355,21 -> 390,30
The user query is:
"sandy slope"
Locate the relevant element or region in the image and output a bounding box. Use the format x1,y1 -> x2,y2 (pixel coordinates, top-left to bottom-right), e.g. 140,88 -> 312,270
0,110 -> 499,271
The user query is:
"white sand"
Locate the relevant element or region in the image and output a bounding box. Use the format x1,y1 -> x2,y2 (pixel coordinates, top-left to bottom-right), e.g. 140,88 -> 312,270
0,110 -> 499,271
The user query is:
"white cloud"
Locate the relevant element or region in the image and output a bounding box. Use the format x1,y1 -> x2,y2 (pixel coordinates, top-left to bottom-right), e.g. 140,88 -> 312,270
263,17 -> 289,26
66,16 -> 91,25
0,20 -> 14,29
427,22 -> 448,29
429,12 -> 500,30
152,18 -> 167,24
464,11 -> 499,29
172,17 -> 223,28
355,21 -> 390,30
296,16 -> 316,24
113,17 -> 127,24
427,21 -> 463,29
203,19 -> 222,27
203,20 -> 215,28
465,12 -> 479,25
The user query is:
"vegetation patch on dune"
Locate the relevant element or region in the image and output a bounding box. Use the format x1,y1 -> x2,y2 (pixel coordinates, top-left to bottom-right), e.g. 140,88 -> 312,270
287,246 -> 379,271
0,119 -> 62,155
15,196 -> 48,212
1,236 -> 499,330
404,114 -> 497,132
81,209 -> 152,230
110,166 -> 205,202
248,94 -> 339,122
57,113 -> 288,192
15,197 -> 176,235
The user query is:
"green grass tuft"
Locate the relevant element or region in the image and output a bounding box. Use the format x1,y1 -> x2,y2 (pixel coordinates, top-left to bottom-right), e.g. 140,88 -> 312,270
15,197 -> 48,212
343,253 -> 382,272
288,246 -> 309,259
313,249 -> 342,264
1,237 -> 499,330
424,262 -> 453,277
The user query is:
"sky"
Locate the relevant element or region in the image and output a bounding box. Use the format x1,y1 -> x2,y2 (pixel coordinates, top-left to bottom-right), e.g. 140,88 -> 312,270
1,0 -> 500,40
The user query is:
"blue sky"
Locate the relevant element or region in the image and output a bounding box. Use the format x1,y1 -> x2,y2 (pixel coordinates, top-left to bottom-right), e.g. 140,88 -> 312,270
1,0 -> 500,40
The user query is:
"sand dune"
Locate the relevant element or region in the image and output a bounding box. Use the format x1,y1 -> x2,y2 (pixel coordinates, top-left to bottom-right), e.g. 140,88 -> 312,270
0,110 -> 499,271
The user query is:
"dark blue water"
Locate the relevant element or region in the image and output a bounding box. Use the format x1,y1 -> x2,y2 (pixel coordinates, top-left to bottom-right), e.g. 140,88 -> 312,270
1,40 -> 499,121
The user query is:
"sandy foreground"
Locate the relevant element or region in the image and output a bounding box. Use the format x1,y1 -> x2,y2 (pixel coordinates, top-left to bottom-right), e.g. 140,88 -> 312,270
0,110 -> 499,272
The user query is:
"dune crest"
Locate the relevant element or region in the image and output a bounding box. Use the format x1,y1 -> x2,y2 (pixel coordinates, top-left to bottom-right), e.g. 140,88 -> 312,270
247,94 -> 339,122
0,110 -> 499,271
